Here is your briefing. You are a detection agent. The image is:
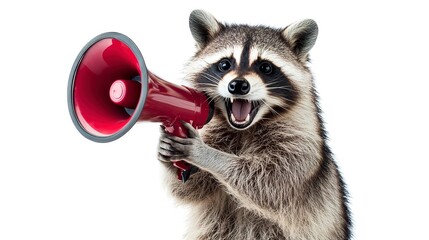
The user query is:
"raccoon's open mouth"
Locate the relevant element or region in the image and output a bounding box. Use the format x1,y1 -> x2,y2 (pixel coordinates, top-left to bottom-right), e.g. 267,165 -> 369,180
225,98 -> 261,129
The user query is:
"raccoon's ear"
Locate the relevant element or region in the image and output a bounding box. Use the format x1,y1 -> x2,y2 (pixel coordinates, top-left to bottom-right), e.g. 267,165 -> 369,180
282,19 -> 318,62
189,10 -> 222,49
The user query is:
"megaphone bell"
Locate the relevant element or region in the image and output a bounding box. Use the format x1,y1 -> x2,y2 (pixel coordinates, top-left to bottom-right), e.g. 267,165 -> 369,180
68,32 -> 214,182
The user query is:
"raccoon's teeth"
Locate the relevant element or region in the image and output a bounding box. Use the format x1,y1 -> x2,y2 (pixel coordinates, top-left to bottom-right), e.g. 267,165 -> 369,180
230,113 -> 250,124
230,98 -> 234,103
231,113 -> 236,122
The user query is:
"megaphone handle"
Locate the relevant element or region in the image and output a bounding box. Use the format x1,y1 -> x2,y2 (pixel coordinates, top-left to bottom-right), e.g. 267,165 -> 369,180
164,122 -> 196,183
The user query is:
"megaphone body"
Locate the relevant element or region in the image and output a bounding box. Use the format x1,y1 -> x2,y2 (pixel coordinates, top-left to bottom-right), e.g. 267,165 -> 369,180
68,32 -> 214,182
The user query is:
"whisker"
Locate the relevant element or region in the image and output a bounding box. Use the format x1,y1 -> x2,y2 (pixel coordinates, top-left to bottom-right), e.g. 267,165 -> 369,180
198,72 -> 222,85
260,99 -> 281,117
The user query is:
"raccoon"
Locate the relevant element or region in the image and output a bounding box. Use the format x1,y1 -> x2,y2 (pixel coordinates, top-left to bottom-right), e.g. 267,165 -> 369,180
158,9 -> 352,240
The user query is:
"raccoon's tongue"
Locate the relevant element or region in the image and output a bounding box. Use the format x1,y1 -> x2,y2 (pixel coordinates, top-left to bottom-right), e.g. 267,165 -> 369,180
231,99 -> 251,122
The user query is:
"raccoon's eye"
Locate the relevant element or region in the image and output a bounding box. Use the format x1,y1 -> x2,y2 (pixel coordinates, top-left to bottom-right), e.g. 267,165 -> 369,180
259,61 -> 273,75
218,59 -> 232,72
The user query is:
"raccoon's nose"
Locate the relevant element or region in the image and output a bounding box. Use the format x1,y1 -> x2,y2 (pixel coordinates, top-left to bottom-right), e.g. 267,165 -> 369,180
228,79 -> 250,95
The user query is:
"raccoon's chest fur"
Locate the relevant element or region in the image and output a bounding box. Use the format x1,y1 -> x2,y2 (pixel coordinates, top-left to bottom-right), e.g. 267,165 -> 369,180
188,184 -> 287,240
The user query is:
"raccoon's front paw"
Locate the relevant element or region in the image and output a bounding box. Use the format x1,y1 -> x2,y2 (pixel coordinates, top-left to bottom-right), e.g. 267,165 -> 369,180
158,122 -> 205,163
158,125 -> 181,163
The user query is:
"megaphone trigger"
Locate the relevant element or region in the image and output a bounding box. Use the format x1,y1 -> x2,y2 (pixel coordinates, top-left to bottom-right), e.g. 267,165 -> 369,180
173,161 -> 191,183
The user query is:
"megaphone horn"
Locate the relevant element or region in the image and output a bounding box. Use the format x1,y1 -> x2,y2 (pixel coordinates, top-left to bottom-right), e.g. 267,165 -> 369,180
68,32 -> 214,182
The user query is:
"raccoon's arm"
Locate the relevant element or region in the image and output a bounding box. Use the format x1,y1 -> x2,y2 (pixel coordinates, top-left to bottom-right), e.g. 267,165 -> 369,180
159,122 -> 321,218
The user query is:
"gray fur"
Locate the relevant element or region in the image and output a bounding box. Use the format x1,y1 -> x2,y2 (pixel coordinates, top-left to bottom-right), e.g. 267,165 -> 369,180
189,10 -> 222,49
158,9 -> 351,240
282,19 -> 319,62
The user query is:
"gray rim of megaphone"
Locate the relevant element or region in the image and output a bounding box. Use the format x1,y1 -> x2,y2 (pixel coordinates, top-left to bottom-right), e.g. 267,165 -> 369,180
67,32 -> 148,143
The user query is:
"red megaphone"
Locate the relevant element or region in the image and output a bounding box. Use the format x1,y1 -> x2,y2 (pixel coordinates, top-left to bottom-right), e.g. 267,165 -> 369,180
67,32 -> 214,182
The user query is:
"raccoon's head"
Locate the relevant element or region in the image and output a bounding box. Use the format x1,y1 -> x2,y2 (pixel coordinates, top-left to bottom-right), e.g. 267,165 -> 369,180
186,10 -> 318,130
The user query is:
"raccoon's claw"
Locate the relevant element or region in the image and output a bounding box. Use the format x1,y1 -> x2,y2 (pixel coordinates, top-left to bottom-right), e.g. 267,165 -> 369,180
157,153 -> 171,163
158,145 -> 182,159
159,137 -> 185,160
159,130 -> 189,161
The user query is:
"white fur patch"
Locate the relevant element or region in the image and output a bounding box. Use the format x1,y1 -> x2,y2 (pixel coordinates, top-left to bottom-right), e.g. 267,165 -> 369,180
233,45 -> 243,66
249,47 -> 259,66
186,46 -> 235,76
243,72 -> 268,100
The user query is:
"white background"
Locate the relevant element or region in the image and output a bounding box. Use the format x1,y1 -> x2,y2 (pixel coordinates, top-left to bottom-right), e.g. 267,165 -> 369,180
1,1 -> 428,239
